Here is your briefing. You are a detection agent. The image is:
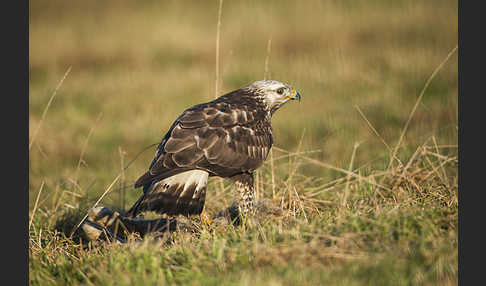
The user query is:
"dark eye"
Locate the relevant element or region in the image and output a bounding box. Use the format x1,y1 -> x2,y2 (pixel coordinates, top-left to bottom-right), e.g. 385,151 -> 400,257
276,88 -> 285,95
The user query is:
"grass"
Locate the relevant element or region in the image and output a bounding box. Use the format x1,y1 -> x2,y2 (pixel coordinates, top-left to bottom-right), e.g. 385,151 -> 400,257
29,0 -> 457,285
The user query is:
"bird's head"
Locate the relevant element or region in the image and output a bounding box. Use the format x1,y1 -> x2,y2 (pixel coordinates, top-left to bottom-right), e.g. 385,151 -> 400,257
244,80 -> 301,115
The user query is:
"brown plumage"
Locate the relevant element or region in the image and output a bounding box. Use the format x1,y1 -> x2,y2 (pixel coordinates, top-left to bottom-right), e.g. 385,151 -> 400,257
126,80 -> 301,218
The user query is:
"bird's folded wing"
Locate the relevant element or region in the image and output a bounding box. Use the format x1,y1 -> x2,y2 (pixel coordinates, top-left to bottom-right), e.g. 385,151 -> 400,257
134,102 -> 272,188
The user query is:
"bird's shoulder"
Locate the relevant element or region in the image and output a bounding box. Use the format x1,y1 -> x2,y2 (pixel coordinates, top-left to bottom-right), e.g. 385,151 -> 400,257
176,94 -> 268,130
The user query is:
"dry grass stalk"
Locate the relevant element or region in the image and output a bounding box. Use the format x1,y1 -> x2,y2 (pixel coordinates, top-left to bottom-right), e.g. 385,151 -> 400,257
341,142 -> 360,211
70,173 -> 122,238
215,0 -> 225,195
214,0 -> 223,100
431,136 -> 450,187
29,66 -> 72,151
287,129 -> 306,184
293,153 -> 391,192
263,36 -> 272,80
263,36 -> 277,200
119,146 -> 127,211
354,105 -> 391,153
388,45 -> 458,170
74,112 -> 103,182
30,181 -> 45,231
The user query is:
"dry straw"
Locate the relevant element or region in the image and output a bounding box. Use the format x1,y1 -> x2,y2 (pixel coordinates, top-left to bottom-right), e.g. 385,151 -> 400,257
263,36 -> 276,199
387,45 -> 458,170
29,66 -> 72,151
215,0 -> 226,195
29,181 -> 45,231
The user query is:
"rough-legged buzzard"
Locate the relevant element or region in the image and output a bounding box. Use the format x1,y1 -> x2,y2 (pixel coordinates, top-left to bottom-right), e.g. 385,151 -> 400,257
126,80 -> 301,218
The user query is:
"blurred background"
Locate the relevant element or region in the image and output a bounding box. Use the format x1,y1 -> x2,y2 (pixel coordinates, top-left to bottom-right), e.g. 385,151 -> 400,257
29,0 -> 457,211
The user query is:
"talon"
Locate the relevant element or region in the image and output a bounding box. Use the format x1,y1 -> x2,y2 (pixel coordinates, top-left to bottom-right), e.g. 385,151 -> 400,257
200,211 -> 213,225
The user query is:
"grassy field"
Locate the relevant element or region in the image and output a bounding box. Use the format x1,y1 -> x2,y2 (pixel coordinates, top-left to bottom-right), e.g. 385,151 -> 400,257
29,0 -> 458,285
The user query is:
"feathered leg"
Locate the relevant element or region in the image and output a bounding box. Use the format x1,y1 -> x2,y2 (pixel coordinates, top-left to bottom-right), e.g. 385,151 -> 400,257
231,172 -> 255,218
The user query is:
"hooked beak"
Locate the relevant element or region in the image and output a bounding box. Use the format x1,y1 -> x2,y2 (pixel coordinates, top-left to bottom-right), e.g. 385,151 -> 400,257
288,88 -> 301,102
279,88 -> 301,102
292,91 -> 301,102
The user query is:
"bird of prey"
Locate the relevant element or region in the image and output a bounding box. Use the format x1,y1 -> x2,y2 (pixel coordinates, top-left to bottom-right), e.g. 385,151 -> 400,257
126,80 -> 301,219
